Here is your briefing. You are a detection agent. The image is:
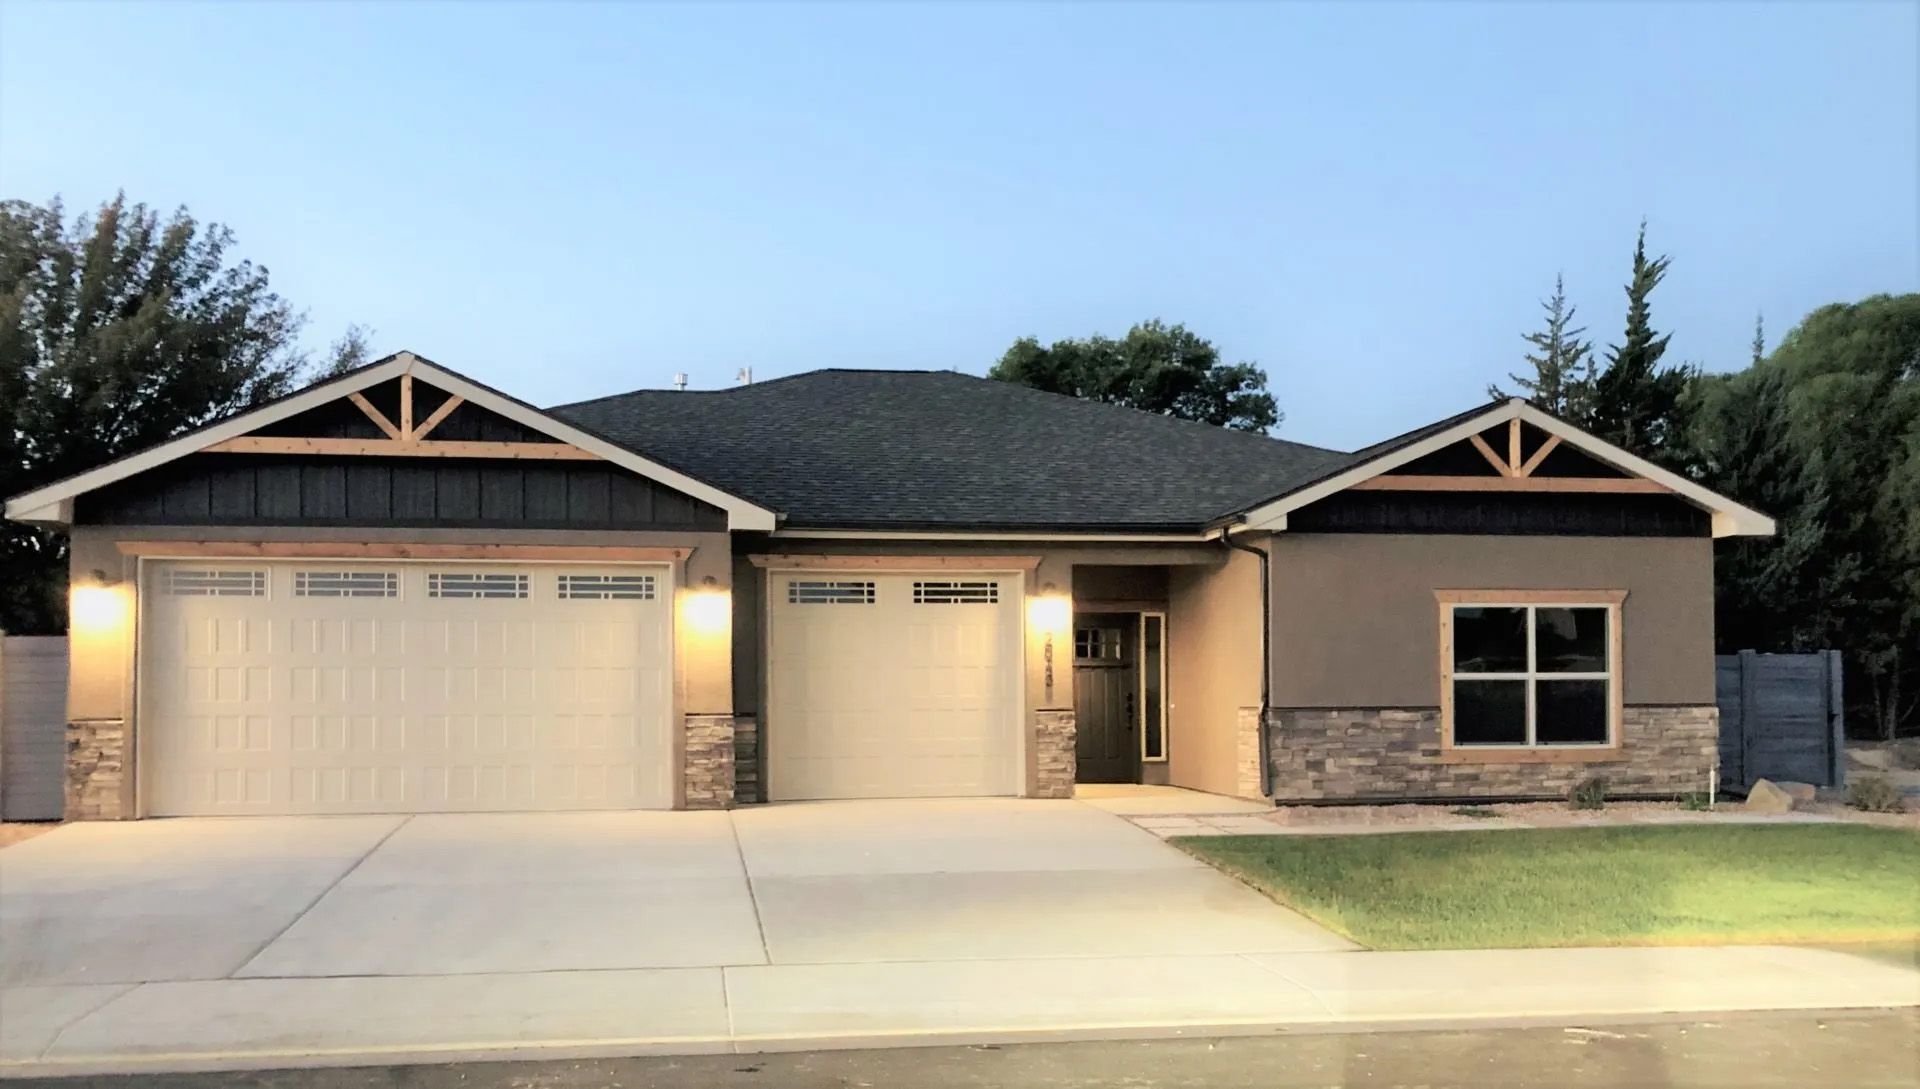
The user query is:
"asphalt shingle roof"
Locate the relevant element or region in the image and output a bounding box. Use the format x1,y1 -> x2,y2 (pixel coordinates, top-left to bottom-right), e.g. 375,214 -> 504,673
549,370 -> 1360,531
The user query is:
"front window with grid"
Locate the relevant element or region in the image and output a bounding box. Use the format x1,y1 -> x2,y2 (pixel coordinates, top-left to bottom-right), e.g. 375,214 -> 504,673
1444,599 -> 1618,748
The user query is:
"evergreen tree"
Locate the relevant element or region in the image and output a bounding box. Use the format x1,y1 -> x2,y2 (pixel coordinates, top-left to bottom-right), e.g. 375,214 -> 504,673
1590,220 -> 1693,458
1491,273 -> 1596,422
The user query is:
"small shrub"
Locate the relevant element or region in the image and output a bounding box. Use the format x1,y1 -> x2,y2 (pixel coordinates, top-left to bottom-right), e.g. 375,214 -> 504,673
1679,792 -> 1712,812
1449,806 -> 1498,819
1849,776 -> 1907,814
1569,776 -> 1609,811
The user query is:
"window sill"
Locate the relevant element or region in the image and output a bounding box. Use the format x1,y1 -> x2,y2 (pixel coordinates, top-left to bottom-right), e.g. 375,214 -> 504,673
1438,746 -> 1622,765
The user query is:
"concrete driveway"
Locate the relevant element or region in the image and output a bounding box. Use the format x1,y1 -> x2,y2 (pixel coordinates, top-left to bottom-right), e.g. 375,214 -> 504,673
1,796 -> 1345,989
6,796 -> 1918,1075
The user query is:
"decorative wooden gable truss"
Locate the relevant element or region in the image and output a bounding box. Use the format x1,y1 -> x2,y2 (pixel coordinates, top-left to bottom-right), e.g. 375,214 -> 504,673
1240,398 -> 1773,538
4,352 -> 778,530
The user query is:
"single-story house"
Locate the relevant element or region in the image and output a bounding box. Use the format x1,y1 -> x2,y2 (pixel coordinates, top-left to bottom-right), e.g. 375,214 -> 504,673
5,352 -> 1772,819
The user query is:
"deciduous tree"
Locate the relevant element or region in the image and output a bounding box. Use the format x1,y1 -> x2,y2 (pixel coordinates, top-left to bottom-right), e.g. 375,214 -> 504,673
0,194 -> 359,633
1689,294 -> 1920,738
989,320 -> 1280,432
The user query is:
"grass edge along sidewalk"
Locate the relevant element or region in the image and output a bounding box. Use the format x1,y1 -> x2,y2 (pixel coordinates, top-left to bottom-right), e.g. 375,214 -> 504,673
1171,824 -> 1920,950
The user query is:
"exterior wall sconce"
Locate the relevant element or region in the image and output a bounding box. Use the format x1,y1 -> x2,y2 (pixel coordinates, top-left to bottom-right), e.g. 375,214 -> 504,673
1028,582 -> 1071,695
683,574 -> 731,635
70,568 -> 127,633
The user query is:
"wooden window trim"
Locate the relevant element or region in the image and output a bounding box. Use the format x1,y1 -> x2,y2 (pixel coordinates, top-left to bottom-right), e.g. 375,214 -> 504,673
1436,589 -> 1627,763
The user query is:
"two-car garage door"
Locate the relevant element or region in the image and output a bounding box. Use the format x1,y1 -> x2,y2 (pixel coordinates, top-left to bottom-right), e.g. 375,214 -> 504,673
766,572 -> 1022,800
139,561 -> 672,816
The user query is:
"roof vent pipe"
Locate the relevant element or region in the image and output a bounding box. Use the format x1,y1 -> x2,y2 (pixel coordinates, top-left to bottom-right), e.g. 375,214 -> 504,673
736,367 -> 754,385
672,373 -> 688,391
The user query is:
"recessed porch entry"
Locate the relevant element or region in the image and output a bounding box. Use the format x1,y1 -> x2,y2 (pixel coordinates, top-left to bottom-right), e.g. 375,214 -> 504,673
1073,610 -> 1167,784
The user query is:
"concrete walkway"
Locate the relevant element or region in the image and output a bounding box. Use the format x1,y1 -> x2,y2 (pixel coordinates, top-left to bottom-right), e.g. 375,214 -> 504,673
2,795 -> 1917,1076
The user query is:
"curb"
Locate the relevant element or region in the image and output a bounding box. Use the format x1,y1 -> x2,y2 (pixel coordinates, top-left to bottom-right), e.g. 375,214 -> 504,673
6,1003 -> 1915,1078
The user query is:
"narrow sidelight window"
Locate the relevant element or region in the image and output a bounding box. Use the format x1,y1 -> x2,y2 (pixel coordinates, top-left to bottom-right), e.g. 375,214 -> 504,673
1141,612 -> 1167,762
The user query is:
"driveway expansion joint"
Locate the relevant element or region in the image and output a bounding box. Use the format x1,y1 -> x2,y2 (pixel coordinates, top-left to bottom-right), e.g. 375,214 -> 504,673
29,983 -> 140,1062
727,812 -> 773,966
1234,953 -> 1339,1016
226,814 -> 413,979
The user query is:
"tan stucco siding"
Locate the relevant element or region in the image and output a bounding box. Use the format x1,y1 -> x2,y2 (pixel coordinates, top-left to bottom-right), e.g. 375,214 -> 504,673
67,530 -> 136,723
1267,534 -> 1715,708
1166,544 -> 1263,797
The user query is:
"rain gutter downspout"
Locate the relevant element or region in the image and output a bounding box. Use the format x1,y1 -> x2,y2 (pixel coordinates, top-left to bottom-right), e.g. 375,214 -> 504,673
1221,520 -> 1273,798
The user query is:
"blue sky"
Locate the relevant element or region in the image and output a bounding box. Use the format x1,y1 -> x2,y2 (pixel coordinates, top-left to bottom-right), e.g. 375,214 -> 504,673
2,1 -> 1914,450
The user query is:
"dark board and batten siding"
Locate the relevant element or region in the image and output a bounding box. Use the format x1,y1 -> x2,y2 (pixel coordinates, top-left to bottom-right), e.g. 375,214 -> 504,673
1288,491 -> 1710,536
75,453 -> 726,530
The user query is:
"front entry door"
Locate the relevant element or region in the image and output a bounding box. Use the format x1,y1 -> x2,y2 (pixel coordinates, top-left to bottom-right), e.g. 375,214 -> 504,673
1073,616 -> 1140,783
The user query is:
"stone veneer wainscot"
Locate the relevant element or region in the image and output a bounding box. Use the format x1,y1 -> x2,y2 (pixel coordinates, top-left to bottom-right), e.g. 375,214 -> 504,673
1267,705 -> 1718,802
682,713 -> 737,809
65,718 -> 131,820
1033,709 -> 1076,799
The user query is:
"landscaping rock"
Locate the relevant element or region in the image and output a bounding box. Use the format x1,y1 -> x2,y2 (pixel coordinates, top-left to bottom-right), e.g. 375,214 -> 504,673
1776,781 -> 1818,805
1850,748 -> 1893,771
1744,779 -> 1796,813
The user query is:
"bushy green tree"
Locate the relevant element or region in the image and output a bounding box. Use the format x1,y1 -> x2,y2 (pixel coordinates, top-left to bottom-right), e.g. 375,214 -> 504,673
1,194 -> 358,634
1688,294 -> 1920,738
1493,273 -> 1598,421
990,319 -> 1280,432
1591,222 -> 1693,458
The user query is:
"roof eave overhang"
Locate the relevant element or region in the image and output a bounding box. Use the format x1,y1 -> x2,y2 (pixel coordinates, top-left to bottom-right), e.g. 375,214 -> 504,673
4,352 -> 779,533
1232,399 -> 1776,539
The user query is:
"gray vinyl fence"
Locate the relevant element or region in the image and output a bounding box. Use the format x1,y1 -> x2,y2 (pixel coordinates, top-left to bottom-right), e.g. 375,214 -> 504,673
1715,650 -> 1844,793
1,635 -> 69,820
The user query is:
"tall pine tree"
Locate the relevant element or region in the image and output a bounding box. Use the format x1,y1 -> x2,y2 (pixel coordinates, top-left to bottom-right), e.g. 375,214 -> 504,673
1590,220 -> 1693,458
1492,273 -> 1597,422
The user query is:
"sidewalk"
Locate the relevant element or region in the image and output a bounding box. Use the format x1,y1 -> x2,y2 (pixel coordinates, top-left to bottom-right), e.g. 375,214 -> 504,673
5,944 -> 1917,1077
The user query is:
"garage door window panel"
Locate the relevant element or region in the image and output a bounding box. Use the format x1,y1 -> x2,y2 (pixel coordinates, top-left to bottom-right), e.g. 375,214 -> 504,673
428,572 -> 530,599
164,568 -> 268,597
294,570 -> 400,598
789,580 -> 876,605
557,573 -> 657,600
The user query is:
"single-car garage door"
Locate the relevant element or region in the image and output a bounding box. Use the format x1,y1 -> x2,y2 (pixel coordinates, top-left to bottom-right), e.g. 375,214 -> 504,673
766,572 -> 1022,800
140,561 -> 672,816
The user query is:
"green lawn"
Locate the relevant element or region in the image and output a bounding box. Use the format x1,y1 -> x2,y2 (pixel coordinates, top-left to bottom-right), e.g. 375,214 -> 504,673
1173,825 -> 1920,950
